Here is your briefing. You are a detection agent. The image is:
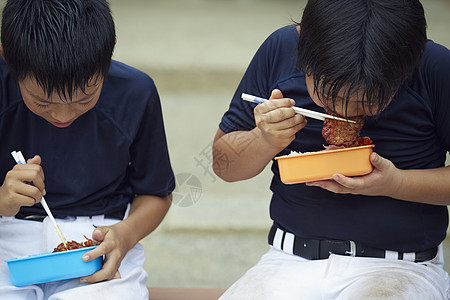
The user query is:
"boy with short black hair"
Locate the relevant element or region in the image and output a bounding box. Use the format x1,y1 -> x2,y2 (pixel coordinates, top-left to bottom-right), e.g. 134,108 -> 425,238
0,0 -> 174,299
214,0 -> 450,298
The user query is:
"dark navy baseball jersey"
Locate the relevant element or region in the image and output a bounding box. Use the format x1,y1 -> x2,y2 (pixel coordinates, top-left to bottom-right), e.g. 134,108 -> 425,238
0,58 -> 175,217
219,25 -> 450,252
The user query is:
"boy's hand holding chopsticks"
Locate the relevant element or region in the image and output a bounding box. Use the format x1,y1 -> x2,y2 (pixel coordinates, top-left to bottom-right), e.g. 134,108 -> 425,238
8,151 -> 68,248
0,155 -> 45,216
252,89 -> 308,151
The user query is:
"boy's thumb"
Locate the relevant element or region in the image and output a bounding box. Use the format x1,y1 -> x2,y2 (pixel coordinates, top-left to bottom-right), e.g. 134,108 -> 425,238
92,227 -> 107,243
27,155 -> 41,165
270,89 -> 284,100
370,152 -> 387,170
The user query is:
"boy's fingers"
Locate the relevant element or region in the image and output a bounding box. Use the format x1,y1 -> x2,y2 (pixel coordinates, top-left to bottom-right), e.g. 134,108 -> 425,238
13,161 -> 45,181
92,227 -> 108,243
16,184 -> 43,204
13,169 -> 45,192
263,107 -> 297,124
270,89 -> 284,100
272,113 -> 307,130
256,89 -> 295,114
269,89 -> 296,105
81,267 -> 117,283
26,155 -> 41,165
81,252 -> 121,283
7,190 -> 39,207
82,247 -> 102,262
370,152 -> 389,171
256,99 -> 295,114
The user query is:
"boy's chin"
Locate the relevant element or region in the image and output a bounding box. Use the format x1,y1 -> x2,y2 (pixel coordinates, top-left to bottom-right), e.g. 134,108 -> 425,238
49,120 -> 75,128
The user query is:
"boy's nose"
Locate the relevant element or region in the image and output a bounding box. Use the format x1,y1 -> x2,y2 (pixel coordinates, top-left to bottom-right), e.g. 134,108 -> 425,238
50,105 -> 76,123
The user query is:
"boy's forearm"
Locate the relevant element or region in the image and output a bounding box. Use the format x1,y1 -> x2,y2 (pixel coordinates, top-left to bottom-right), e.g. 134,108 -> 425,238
392,166 -> 450,205
119,194 -> 172,248
213,128 -> 282,182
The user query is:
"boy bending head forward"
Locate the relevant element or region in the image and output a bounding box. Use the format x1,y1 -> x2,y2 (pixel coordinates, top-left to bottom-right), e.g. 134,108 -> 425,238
215,0 -> 450,299
0,1 -> 174,299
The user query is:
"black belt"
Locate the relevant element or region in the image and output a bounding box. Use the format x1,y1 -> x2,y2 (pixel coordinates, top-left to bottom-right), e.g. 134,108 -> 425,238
268,225 -> 438,263
14,208 -> 126,222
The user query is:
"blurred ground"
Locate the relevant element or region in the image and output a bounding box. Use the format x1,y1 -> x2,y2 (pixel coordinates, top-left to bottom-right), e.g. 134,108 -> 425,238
107,0 -> 450,289
1,0 -> 449,290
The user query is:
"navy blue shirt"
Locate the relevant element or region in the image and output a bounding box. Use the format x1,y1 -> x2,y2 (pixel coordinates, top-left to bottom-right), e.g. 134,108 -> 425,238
0,59 -> 175,217
219,25 -> 450,252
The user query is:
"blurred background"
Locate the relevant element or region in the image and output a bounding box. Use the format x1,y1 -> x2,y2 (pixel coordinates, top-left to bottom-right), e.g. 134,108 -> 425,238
2,0 -> 450,290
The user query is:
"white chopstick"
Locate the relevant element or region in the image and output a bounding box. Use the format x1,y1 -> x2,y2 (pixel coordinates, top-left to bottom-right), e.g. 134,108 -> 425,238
11,151 -> 68,249
241,93 -> 356,123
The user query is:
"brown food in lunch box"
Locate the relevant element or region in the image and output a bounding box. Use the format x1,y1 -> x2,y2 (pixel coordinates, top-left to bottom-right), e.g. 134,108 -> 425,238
53,235 -> 99,252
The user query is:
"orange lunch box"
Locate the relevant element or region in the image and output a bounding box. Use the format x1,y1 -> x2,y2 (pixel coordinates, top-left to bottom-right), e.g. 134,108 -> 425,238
275,145 -> 375,184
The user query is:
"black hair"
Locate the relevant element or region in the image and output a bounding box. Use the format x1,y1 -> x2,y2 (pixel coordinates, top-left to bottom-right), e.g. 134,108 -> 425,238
1,0 -> 116,100
297,0 -> 427,116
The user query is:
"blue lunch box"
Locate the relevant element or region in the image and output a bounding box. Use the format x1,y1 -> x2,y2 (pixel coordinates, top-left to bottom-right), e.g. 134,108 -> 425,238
5,246 -> 102,287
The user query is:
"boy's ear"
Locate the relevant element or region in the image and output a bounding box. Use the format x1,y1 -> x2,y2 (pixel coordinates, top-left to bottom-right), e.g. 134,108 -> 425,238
0,45 -> 4,61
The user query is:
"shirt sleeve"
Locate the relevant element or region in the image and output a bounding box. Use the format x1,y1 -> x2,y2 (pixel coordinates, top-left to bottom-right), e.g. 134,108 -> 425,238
423,41 -> 450,151
219,26 -> 297,133
129,80 -> 175,197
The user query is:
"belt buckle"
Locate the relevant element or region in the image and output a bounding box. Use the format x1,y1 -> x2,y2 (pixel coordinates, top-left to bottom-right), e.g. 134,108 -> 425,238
345,241 -> 357,257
